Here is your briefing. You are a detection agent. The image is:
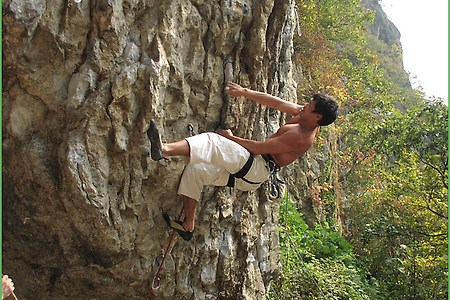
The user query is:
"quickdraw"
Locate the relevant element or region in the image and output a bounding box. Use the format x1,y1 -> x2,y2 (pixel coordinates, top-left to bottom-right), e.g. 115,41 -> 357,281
268,167 -> 286,200
146,209 -> 184,300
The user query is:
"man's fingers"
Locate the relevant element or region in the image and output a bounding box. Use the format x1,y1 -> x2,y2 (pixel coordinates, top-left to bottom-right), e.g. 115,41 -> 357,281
225,82 -> 242,95
216,129 -> 233,137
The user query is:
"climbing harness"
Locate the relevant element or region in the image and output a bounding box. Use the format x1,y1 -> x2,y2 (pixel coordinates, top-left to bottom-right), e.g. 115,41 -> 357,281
226,153 -> 285,200
226,154 -> 259,187
262,154 -> 285,200
268,169 -> 285,200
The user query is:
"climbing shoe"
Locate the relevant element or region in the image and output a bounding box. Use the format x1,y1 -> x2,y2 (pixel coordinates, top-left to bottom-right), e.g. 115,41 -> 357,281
162,213 -> 193,241
147,120 -> 165,161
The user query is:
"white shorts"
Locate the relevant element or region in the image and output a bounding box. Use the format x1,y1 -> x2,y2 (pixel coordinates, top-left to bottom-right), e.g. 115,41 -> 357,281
177,133 -> 271,201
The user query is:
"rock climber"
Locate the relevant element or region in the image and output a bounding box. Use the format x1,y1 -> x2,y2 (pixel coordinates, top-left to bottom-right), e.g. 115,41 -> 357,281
148,82 -> 339,241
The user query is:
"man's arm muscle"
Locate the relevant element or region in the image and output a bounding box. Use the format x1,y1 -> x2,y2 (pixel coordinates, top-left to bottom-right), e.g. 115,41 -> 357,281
226,82 -> 303,115
218,129 -> 302,155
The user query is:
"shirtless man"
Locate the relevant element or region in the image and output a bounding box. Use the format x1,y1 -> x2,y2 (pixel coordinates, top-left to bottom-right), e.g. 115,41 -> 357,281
148,82 -> 338,240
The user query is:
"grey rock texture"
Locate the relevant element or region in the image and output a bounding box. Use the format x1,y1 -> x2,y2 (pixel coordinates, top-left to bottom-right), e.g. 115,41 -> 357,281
362,0 -> 401,47
3,0 -> 334,299
361,0 -> 411,90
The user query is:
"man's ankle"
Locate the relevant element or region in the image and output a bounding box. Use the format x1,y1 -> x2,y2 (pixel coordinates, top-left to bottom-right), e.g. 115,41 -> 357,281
183,222 -> 194,232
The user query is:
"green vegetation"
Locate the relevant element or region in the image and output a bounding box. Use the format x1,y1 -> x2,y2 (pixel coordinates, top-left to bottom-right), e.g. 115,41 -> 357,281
344,99 -> 448,300
270,0 -> 448,299
268,199 -> 380,300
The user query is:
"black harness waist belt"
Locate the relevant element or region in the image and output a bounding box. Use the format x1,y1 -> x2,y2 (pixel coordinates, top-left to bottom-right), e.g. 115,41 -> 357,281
226,154 -> 259,187
233,153 -> 254,179
261,154 -> 276,164
226,153 -> 280,188
262,154 -> 280,172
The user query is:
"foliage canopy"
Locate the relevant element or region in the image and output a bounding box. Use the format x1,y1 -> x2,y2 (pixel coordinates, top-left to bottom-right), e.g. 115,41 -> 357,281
271,0 -> 448,299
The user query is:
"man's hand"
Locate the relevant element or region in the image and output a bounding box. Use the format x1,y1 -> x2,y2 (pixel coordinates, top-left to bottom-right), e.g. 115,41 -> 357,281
216,129 -> 234,138
225,82 -> 246,97
2,275 -> 15,299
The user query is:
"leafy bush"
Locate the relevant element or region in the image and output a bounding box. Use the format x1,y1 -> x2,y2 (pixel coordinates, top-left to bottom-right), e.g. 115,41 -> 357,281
287,1 -> 448,299
268,199 -> 381,300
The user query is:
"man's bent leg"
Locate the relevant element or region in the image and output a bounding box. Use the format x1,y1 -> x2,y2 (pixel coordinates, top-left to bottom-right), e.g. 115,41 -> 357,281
163,140 -> 190,157
148,120 -> 191,160
162,195 -> 196,241
185,133 -> 249,174
182,196 -> 197,231
176,163 -> 229,238
149,122 -> 248,174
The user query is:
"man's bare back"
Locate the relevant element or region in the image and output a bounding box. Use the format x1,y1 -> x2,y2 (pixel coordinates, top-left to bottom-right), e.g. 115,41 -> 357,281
267,123 -> 319,167
220,82 -> 325,168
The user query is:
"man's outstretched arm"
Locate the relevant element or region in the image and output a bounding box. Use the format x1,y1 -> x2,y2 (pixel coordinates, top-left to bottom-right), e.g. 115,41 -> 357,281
217,129 -> 302,155
225,82 -> 303,116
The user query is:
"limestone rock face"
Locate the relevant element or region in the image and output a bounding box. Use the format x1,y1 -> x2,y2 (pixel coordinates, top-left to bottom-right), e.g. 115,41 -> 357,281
362,0 -> 401,47
361,0 -> 411,90
3,0 -> 303,298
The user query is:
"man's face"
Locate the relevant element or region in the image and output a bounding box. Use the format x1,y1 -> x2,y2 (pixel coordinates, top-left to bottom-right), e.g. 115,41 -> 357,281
300,100 -> 322,124
304,99 -> 316,113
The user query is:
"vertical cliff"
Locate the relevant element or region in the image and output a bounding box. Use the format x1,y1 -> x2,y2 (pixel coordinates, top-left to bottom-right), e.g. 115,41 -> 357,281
2,0 -> 312,298
361,0 -> 411,89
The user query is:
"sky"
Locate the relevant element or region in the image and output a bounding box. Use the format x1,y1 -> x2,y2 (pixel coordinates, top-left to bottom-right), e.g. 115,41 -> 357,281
379,0 -> 448,101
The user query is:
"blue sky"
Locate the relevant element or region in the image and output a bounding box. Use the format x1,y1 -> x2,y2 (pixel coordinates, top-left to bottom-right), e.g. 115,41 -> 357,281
380,0 -> 448,101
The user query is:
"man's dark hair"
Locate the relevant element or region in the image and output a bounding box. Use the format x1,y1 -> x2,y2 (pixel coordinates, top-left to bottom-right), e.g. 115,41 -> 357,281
312,93 -> 339,126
